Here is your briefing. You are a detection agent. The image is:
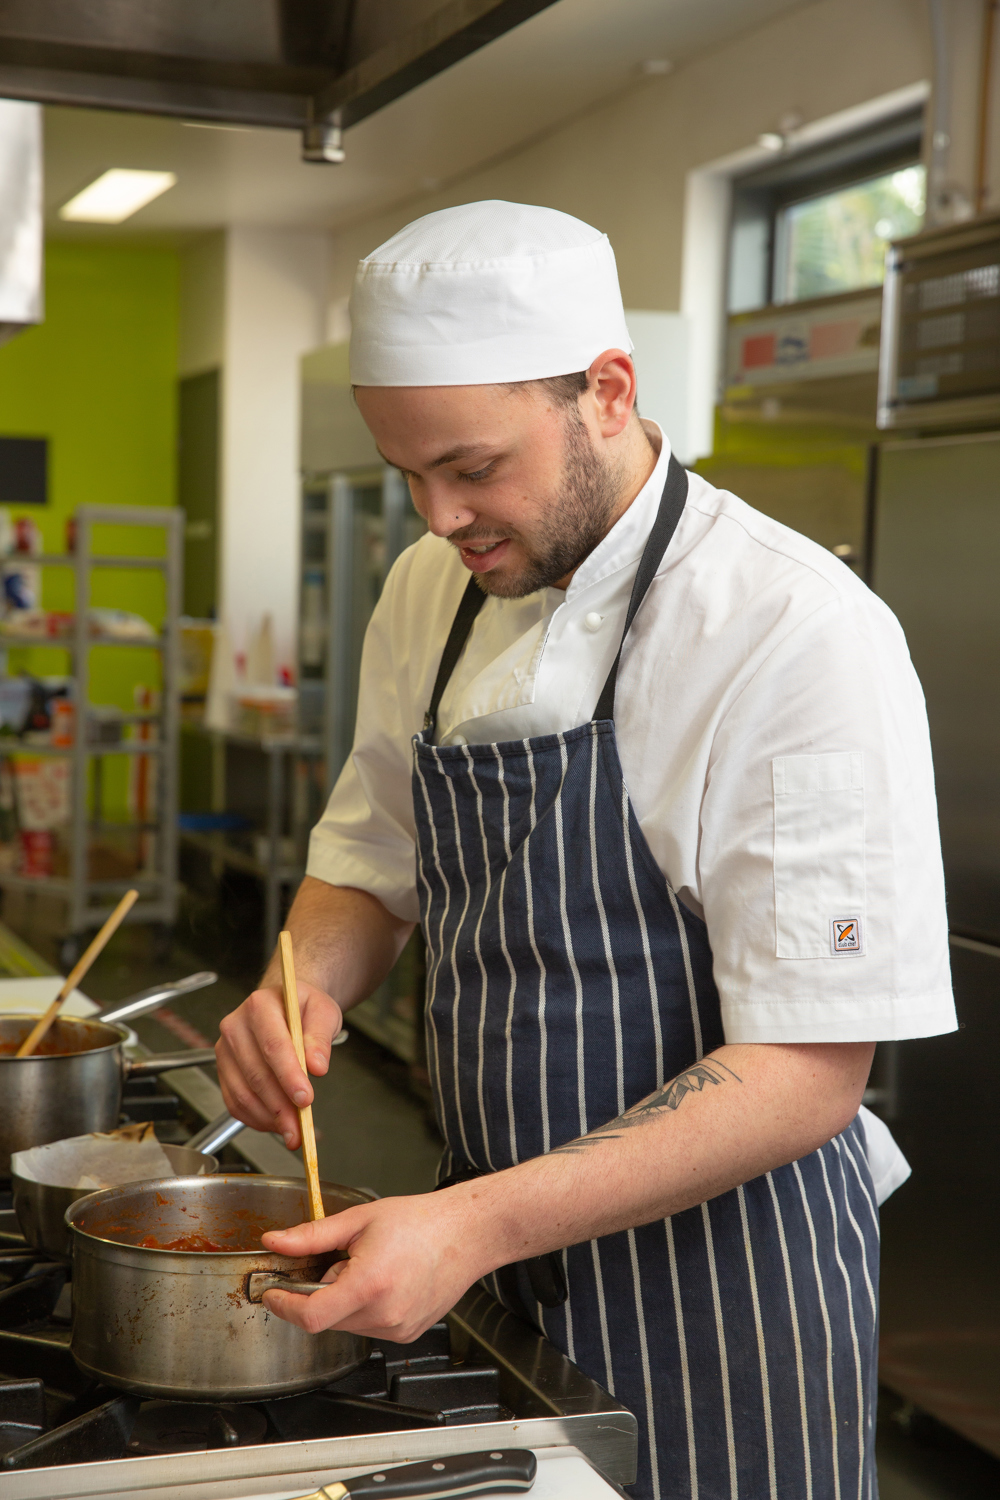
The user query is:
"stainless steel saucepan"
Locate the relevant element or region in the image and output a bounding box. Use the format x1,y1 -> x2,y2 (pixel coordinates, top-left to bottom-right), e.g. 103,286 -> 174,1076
0,973 -> 218,1173
68,1174 -> 373,1400
11,1110 -> 245,1260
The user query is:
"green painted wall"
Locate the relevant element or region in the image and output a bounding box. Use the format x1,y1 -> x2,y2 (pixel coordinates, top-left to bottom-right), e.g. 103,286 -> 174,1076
0,240 -> 180,815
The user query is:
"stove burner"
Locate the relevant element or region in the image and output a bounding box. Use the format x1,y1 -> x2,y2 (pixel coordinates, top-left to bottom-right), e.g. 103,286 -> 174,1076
126,1401 -> 268,1457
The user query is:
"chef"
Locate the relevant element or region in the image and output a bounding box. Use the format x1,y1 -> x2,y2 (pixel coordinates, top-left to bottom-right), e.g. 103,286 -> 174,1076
217,201 -> 956,1500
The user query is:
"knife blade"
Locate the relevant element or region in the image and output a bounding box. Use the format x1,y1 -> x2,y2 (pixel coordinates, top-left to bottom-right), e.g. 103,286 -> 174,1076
293,1447 -> 537,1500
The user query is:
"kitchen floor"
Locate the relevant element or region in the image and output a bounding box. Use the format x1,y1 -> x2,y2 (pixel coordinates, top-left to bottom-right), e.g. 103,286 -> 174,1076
3,899 -> 999,1499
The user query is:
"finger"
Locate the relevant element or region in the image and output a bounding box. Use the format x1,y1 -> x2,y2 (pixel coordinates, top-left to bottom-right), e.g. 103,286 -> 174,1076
261,1204 -> 369,1257
216,1023 -> 302,1145
215,1022 -> 302,1146
299,987 -> 343,1077
220,990 -> 312,1106
243,988 -> 315,1108
214,1034 -> 295,1138
262,1258 -> 374,1334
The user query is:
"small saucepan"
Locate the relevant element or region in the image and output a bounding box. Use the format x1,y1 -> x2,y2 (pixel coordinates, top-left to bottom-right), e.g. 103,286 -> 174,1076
11,1111 -> 245,1260
68,1174 -> 372,1401
0,974 -> 218,1174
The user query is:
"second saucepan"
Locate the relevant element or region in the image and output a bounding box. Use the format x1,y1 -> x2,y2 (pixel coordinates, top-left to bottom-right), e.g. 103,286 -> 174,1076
0,974 -> 218,1173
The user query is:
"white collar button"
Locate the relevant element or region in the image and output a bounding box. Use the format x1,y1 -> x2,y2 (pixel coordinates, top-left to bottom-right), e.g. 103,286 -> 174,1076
584,612 -> 604,633
448,733 -> 468,747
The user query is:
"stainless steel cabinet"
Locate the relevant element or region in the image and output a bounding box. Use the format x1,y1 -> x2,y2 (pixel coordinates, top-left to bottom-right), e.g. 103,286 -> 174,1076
872,429 -> 1000,1458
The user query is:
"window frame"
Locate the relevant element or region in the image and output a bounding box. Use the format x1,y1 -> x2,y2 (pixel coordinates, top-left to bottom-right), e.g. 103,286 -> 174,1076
727,107 -> 926,313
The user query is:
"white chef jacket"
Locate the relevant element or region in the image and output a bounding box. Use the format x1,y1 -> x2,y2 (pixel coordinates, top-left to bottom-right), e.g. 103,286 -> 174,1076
308,425 -> 956,1053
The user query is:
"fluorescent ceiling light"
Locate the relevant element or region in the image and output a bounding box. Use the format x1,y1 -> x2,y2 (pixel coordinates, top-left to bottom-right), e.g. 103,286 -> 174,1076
59,169 -> 177,223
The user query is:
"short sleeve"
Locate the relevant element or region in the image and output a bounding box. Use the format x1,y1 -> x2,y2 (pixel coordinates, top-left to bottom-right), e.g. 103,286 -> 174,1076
699,593 -> 956,1044
306,566 -> 422,923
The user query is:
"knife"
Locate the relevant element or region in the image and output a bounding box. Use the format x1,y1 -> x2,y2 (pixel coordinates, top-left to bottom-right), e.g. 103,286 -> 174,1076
292,1448 -> 536,1499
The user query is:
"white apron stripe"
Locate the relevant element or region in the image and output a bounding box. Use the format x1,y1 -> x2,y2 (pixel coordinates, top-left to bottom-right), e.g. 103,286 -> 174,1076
589,1238 -> 616,1395
793,1160 -> 842,1500
560,1247 -> 576,1362
737,1185 -> 777,1500
523,739 -> 550,1154
817,1150 -> 866,1499
434,749 -> 475,1168
627,1227 -> 660,1500
831,1138 -> 877,1320
492,750 -> 520,1165
666,881 -> 703,1061
588,728 -> 625,1115
462,746 -> 496,1171
619,779 -> 665,1085
838,1132 -> 881,1238
412,751 -> 451,1111
553,735 -> 588,1136
583,731 -> 618,1389
766,1171 -> 813,1500
665,1217 -> 699,1500
701,1201 -> 738,1500
831,1137 -> 878,1492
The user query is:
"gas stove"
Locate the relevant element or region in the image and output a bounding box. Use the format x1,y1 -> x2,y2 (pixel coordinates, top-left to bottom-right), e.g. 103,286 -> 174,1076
0,1192 -> 636,1500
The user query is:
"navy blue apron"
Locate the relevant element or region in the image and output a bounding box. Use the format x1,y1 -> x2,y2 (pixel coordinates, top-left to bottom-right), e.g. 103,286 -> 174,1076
412,457 -> 880,1500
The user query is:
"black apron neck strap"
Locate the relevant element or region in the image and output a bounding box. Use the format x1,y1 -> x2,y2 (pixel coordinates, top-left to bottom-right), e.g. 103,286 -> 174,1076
593,453 -> 688,722
423,577 -> 487,736
422,452 -> 688,738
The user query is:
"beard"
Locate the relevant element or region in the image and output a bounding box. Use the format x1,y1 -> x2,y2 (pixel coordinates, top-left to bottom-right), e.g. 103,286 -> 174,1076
457,414 -> 625,599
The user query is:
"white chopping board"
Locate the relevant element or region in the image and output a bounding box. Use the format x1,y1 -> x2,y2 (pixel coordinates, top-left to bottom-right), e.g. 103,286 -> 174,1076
219,1449 -> 623,1500
0,975 -> 98,1017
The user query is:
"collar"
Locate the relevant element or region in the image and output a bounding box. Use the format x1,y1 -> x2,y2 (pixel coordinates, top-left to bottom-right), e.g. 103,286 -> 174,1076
562,421 -> 672,603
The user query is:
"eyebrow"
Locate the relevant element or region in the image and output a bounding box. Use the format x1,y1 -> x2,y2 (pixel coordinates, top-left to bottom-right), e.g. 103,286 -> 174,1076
376,442 -> 497,472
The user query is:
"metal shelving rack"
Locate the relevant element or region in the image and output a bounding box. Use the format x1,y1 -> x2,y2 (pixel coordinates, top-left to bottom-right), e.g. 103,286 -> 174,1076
179,722 -> 323,955
298,466 -> 427,1063
0,505 -> 182,959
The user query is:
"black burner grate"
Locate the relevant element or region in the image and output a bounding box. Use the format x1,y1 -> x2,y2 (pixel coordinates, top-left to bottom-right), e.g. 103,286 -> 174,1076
126,1401 -> 269,1456
0,1197 -> 511,1473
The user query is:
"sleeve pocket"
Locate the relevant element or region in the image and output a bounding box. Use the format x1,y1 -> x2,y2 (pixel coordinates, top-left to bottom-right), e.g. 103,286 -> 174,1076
772,751 -> 866,958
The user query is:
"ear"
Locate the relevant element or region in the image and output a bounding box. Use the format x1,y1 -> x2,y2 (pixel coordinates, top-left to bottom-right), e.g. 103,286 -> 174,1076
585,350 -> 637,438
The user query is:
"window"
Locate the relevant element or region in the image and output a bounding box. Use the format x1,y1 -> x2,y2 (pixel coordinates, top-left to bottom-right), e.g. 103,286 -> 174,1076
728,108 -> 926,313
775,165 -> 926,303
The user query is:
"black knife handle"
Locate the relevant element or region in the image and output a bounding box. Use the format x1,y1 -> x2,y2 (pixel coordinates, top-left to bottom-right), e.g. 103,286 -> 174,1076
345,1447 -> 536,1498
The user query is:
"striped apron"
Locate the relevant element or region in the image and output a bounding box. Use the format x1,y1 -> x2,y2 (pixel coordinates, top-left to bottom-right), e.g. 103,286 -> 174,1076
412,458 -> 880,1500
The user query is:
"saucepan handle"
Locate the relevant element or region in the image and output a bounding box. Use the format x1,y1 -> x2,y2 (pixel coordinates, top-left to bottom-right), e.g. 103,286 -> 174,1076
246,1272 -> 330,1302
187,1110 -> 245,1154
102,973 -> 218,1026
125,1049 -> 217,1077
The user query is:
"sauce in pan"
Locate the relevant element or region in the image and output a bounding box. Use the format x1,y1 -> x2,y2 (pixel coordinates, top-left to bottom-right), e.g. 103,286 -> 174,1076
0,1022 -> 111,1057
139,1232 -> 228,1252
87,1210 -> 279,1251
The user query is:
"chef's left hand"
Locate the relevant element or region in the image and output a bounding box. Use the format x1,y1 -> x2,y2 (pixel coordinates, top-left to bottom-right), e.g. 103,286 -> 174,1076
259,1190 -> 488,1342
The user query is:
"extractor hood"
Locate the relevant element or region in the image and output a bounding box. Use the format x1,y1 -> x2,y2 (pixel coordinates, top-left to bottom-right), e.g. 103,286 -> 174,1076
0,99 -> 42,343
0,0 -> 560,160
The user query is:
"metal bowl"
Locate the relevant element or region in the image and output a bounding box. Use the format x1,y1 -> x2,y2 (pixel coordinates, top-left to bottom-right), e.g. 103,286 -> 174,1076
12,1143 -> 219,1261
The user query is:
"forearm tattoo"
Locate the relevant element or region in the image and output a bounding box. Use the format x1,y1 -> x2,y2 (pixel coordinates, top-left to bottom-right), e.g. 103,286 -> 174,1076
550,1057 -> 742,1156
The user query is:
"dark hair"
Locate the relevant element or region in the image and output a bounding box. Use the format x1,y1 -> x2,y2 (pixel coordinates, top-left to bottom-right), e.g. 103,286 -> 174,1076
506,368 -> 640,418
502,370 -> 589,406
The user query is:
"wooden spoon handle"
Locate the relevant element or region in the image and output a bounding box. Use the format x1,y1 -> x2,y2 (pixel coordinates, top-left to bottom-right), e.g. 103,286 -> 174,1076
15,888 -> 140,1058
279,930 -> 324,1222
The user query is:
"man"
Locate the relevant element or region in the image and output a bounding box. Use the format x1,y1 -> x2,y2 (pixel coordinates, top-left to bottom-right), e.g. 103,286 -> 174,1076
217,201 -> 955,1500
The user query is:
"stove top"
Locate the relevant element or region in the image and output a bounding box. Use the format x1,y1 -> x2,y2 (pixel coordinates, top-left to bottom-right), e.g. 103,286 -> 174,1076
0,1191 -> 636,1500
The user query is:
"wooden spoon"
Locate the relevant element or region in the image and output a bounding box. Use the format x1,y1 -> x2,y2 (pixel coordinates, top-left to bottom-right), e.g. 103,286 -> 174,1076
279,929 -> 325,1221
16,888 -> 140,1058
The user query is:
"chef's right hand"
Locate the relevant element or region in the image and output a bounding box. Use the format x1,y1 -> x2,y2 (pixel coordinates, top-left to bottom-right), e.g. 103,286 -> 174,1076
216,981 -> 343,1149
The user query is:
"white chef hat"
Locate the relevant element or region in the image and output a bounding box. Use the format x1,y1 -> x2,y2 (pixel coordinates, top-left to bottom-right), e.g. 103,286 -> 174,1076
349,200 -> 633,387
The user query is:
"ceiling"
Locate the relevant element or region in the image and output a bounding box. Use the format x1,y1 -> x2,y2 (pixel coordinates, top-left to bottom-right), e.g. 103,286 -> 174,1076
42,0 -> 811,241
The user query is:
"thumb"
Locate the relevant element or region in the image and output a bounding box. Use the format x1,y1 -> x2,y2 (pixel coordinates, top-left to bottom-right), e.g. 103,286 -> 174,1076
262,1204 -> 367,1258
